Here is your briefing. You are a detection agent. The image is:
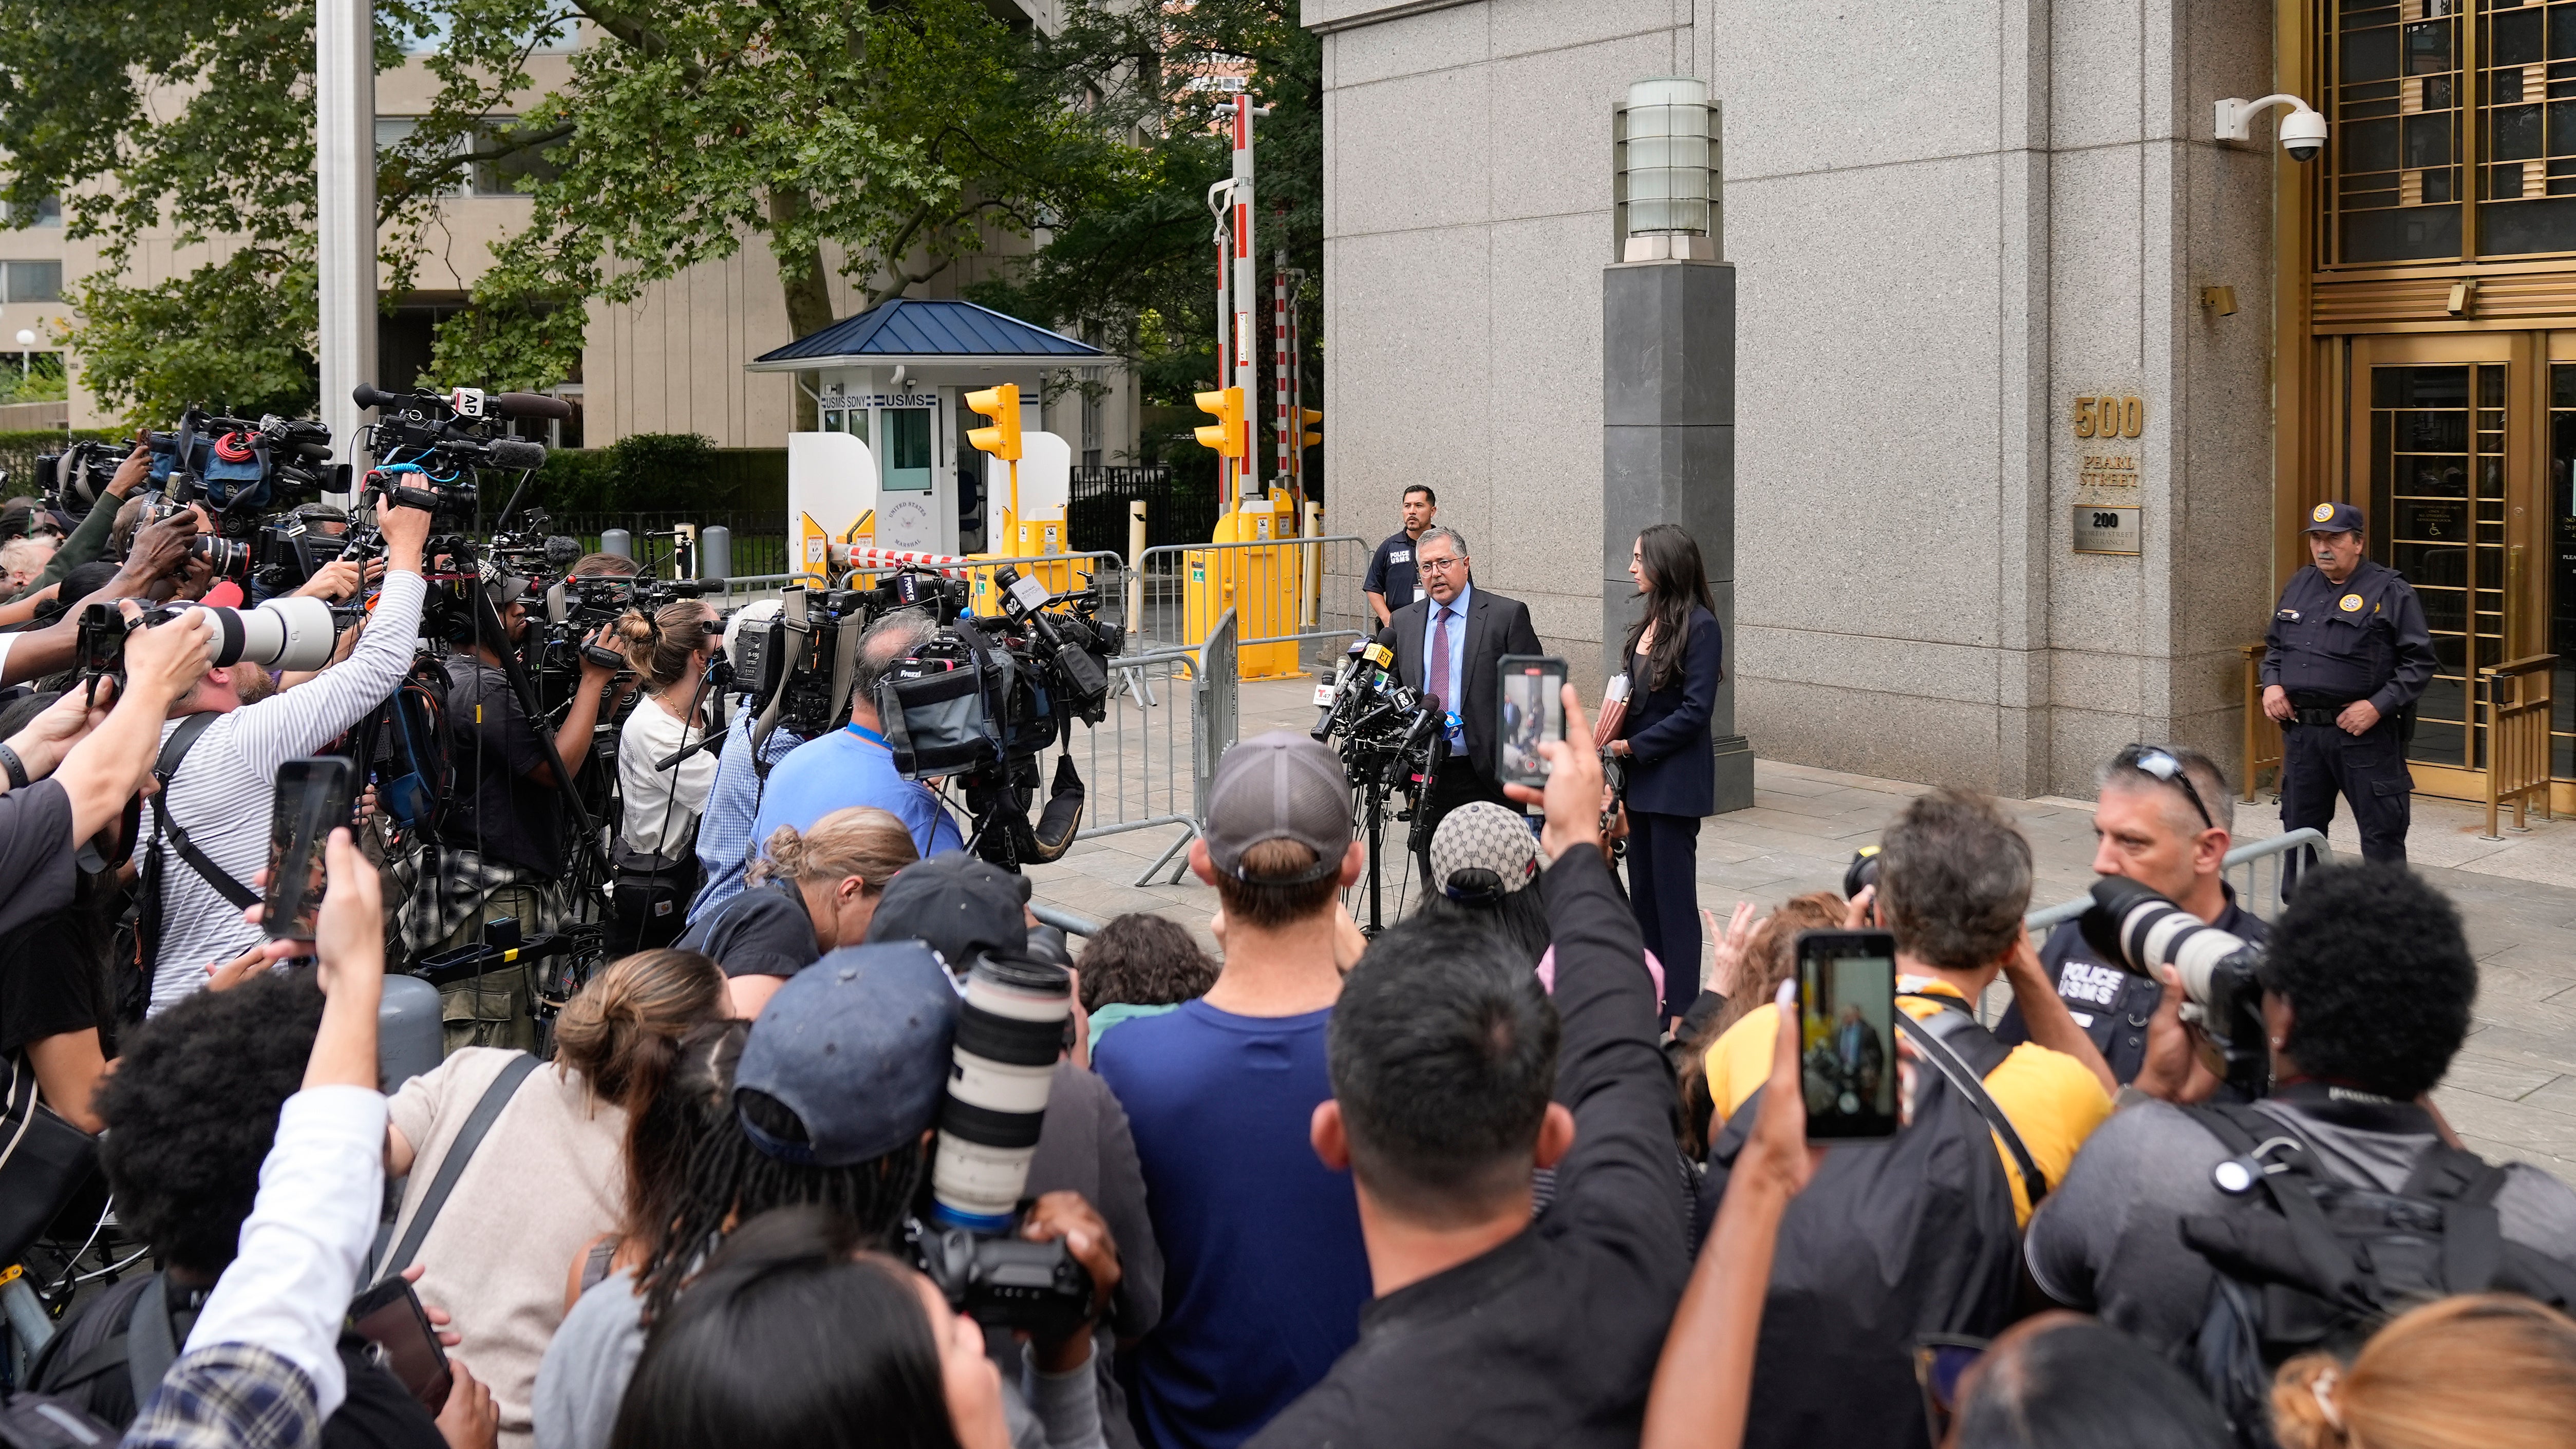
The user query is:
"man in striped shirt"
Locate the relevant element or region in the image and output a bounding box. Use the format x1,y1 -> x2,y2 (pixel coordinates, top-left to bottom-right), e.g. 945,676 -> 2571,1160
142,500 -> 431,1015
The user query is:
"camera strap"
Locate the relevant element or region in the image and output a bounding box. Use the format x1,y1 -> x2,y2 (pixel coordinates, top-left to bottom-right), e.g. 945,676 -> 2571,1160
1892,1004 -> 2049,1209
139,715 -> 257,974
370,1051 -> 541,1285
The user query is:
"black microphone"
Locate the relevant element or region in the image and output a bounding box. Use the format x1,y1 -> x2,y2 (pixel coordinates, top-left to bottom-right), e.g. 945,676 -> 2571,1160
351,384 -> 406,411
492,391 -> 574,421
486,437 -> 548,471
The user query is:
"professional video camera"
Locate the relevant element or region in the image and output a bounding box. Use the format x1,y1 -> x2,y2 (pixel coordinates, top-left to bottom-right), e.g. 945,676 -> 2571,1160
71,595 -> 344,703
877,566 -> 1122,871
2078,875 -> 2270,1100
908,947 -> 1095,1340
732,569 -> 976,747
415,918 -> 608,1052
352,384 -> 564,521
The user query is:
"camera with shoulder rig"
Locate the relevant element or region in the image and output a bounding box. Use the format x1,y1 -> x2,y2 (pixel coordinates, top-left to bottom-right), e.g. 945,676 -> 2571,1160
2079,874 -> 2271,1100
349,383 -> 567,525
874,565 -> 1122,871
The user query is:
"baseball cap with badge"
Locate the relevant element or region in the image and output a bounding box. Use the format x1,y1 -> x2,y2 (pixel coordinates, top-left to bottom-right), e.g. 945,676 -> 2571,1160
482,571 -> 533,608
2303,501 -> 2366,535
732,940 -> 960,1166
1203,730 -> 1353,883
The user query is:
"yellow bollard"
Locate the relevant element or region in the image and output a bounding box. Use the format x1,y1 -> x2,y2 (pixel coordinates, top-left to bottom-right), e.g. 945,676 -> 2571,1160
1186,493 -> 1303,679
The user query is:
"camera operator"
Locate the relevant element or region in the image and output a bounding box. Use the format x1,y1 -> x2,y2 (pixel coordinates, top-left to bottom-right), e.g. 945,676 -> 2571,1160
1,431 -> 156,607
1993,745 -> 2266,1087
2025,862 -> 2576,1350
684,600 -> 804,925
1371,525 -> 1543,884
749,608 -> 962,861
136,501 -> 427,1015
609,597 -> 722,951
0,511 -> 203,687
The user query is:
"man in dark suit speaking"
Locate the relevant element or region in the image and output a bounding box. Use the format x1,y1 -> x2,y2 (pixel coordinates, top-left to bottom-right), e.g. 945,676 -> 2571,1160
1375,524 -> 1542,882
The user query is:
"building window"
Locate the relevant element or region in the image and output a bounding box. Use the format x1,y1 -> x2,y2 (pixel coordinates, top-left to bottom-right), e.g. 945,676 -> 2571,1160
2321,0 -> 2576,263
1080,367 -> 1105,468
1,196 -> 61,228
376,117 -> 559,197
0,261 -> 62,304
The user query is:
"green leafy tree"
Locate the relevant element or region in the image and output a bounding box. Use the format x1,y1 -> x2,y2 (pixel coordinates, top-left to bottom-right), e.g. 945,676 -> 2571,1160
976,0 -> 1321,461
0,1 -> 1118,427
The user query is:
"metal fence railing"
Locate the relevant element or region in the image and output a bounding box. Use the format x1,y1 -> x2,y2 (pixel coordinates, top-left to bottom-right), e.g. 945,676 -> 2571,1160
1064,608 -> 1240,887
1132,535 -> 1371,665
1068,465 -> 1222,553
548,511 -> 793,579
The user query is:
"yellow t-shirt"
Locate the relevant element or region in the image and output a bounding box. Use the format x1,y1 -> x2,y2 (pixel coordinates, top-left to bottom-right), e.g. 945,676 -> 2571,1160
1702,978 -> 2112,1226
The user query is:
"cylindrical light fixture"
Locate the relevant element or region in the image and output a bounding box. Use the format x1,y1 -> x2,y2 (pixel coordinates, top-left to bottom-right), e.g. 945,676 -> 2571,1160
1614,78 -> 1720,261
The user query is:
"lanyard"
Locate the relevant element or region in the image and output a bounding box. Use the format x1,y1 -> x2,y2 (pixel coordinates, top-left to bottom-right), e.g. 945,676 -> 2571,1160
844,723 -> 890,749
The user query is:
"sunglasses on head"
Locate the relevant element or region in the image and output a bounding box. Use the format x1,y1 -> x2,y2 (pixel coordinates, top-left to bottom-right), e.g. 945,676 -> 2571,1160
2115,744 -> 2214,833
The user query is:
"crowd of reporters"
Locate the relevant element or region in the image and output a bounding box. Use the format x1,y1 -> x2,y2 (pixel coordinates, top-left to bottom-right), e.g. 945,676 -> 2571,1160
3,436 -> 2574,1449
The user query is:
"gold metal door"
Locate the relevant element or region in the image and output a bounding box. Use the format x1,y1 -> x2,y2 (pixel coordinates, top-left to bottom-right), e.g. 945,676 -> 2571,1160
2346,332 -> 2549,801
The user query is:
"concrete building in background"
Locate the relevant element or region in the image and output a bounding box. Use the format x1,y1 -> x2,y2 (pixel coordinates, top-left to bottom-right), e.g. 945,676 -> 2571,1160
1310,1 -> 2287,800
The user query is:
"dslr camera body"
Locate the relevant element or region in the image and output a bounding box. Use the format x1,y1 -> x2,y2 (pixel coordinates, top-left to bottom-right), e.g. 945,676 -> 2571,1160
73,595 -> 345,702
909,949 -> 1095,1342
2079,875 -> 2270,1100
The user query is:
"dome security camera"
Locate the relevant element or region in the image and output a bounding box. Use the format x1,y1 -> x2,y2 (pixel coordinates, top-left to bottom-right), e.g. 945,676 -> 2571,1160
2280,108 -> 2328,163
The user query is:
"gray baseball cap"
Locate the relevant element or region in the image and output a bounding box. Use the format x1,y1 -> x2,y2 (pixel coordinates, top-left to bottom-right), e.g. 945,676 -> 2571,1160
864,852 -> 1029,970
733,941 -> 957,1167
1202,731 -> 1351,883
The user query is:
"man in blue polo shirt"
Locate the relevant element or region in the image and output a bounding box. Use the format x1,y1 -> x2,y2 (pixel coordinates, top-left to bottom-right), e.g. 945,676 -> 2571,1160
748,609 -> 964,862
1361,484 -> 1436,627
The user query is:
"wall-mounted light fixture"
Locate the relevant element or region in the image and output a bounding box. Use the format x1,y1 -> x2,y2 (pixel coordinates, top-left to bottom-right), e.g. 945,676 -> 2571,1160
2199,286 -> 2238,317
2213,95 -> 2327,162
1614,78 -> 1720,261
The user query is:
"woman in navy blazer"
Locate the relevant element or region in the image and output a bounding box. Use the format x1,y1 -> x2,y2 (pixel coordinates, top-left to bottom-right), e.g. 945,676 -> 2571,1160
1608,523 -> 1724,1023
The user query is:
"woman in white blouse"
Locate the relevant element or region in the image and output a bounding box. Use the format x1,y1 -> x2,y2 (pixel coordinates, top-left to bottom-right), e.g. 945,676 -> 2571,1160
610,597 -> 721,950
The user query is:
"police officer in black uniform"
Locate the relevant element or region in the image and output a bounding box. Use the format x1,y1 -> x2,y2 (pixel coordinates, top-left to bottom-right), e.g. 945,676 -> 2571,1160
2261,501 -> 2436,864
1361,483 -> 1437,627
1994,744 -> 2268,1085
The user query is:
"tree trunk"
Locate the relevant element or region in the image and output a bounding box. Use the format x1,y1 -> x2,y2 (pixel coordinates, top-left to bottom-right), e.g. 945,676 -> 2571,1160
766,187 -> 835,432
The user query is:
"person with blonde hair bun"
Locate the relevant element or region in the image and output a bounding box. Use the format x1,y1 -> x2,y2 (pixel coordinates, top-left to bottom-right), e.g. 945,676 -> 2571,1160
380,947 -> 728,1449
675,804 -> 919,1017
2273,1293 -> 2576,1449
611,596 -> 722,950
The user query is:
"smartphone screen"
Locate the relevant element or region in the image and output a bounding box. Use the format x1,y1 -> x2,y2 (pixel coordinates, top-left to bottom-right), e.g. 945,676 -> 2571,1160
1497,654 -> 1567,790
1794,929 -> 1902,1140
263,758 -> 354,943
347,1275 -> 454,1412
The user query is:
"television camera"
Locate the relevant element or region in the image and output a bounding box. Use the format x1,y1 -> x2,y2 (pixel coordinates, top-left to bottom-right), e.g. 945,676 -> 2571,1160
872,565 -> 1124,872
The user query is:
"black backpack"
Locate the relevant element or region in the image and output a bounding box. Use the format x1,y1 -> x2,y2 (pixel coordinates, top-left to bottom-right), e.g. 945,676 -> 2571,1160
1705,997 -> 2046,1449
2176,1102 -> 2576,1448
369,658 -> 455,843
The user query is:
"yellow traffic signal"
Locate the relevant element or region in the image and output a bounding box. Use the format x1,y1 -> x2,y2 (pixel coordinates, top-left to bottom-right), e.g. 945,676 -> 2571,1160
965,384 -> 1023,462
1194,387 -> 1245,458
1298,407 -> 1322,447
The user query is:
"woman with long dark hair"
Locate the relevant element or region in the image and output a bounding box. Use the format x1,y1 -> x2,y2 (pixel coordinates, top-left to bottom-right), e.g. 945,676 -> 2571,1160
1609,523 -> 1724,1024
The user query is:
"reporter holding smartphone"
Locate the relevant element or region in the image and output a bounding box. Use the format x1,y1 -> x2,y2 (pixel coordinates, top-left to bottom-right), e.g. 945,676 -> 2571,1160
1607,524 -> 1725,1024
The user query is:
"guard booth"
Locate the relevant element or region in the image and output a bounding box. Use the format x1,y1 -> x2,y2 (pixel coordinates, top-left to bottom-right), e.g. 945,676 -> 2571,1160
746,298 -> 1113,576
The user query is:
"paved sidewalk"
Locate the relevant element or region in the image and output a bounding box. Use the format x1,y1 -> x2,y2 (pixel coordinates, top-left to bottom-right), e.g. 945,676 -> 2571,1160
1024,677 -> 2576,1176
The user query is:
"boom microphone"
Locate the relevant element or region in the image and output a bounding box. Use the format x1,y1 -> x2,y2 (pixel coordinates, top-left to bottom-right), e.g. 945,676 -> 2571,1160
486,437 -> 549,470
351,384 -> 405,411
493,392 -> 574,421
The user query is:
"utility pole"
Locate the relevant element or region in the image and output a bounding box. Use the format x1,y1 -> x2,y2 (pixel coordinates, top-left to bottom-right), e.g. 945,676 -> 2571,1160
1229,93 -> 1255,505
316,0 -> 377,501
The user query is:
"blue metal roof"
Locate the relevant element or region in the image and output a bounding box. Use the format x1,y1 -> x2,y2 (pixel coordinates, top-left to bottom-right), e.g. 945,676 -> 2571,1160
748,297 -> 1110,368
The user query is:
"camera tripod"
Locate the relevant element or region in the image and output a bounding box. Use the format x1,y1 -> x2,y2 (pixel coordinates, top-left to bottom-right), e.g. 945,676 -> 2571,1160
1343,756 -> 1423,937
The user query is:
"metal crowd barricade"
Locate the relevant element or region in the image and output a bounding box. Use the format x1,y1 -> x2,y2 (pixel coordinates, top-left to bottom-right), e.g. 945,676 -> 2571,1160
1068,608 -> 1242,888
2022,829 -> 2329,932
2480,653 -> 2556,840
1133,534 -> 1372,671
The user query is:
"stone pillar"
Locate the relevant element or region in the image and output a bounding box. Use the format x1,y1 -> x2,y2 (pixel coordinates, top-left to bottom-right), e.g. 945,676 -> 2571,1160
1604,258 -> 1753,814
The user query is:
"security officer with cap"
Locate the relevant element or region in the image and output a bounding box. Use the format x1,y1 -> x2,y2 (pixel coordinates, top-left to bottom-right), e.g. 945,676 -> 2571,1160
2260,500 -> 2436,863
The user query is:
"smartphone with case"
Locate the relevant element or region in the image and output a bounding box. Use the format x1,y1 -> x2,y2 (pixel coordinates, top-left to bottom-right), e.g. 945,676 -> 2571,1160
262,757 -> 354,942
346,1274 -> 453,1412
1793,929 -> 1903,1140
1496,654 -> 1567,791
